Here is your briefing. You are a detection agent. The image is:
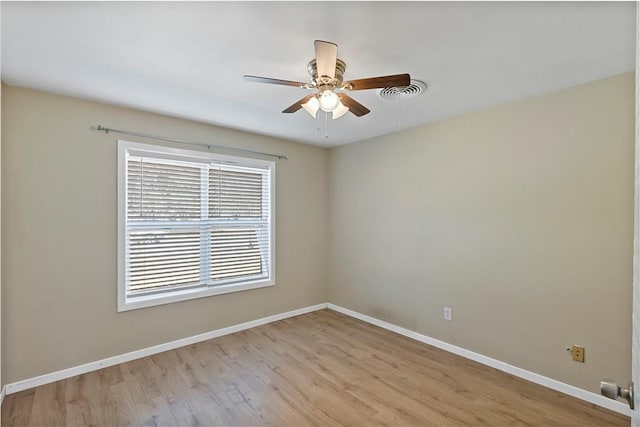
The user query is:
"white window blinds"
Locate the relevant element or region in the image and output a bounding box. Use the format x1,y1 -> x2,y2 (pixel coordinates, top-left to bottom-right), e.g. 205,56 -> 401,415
118,141 -> 274,310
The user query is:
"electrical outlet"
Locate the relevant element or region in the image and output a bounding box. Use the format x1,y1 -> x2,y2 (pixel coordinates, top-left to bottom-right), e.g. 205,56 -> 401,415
571,345 -> 585,363
443,307 -> 452,321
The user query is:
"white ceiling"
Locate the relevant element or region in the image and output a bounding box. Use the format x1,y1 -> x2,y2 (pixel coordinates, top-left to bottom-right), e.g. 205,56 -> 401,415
1,2 -> 636,147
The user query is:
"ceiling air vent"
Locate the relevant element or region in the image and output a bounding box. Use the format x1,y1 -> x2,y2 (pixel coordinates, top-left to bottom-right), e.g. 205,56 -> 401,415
378,80 -> 427,101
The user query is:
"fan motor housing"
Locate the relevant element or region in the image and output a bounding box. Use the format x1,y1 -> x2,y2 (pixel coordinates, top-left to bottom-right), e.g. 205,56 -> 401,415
307,58 -> 346,88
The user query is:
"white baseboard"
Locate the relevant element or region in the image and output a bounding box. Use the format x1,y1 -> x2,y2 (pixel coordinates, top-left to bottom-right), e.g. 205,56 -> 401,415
327,303 -> 631,417
0,385 -> 5,405
3,303 -> 328,395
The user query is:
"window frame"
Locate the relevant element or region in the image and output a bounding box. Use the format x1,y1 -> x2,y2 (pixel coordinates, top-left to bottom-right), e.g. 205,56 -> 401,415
117,140 -> 275,312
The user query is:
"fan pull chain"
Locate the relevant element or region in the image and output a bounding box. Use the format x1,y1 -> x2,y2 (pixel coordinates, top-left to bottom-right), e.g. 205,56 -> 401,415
396,92 -> 402,134
325,111 -> 329,140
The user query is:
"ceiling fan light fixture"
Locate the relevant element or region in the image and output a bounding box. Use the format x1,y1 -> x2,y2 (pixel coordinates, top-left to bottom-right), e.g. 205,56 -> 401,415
332,100 -> 349,119
245,40 -> 410,119
302,96 -> 319,118
319,89 -> 340,112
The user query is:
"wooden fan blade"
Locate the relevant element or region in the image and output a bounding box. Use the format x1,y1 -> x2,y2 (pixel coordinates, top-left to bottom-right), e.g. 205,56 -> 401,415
339,94 -> 370,117
283,94 -> 316,113
314,40 -> 337,80
342,73 -> 411,91
244,75 -> 312,89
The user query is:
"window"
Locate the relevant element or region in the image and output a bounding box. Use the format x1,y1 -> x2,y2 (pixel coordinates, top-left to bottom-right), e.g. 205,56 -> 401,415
117,140 -> 274,311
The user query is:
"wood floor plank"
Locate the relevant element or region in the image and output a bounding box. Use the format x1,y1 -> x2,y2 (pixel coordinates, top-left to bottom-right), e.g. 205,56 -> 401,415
1,309 -> 630,426
1,389 -> 34,427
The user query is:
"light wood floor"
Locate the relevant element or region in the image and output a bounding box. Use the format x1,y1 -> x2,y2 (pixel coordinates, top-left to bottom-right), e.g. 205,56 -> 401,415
1,309 -> 629,426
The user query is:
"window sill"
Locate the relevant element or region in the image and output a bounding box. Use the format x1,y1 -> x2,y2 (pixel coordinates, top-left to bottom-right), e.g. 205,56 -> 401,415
117,279 -> 275,312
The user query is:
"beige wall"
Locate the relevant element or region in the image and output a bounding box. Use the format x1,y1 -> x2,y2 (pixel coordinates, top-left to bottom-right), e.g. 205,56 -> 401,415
328,73 -> 634,393
0,25 -> 3,396
1,85 -> 329,384
0,17 -> 3,390
1,73 -> 635,396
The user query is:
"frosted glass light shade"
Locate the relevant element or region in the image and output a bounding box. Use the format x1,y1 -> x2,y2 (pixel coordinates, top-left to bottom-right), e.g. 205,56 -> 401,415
302,96 -> 319,118
332,101 -> 349,119
319,90 -> 340,112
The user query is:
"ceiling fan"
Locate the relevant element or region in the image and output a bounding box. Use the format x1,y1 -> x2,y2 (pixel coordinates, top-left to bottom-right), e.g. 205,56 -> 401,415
244,40 -> 411,119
